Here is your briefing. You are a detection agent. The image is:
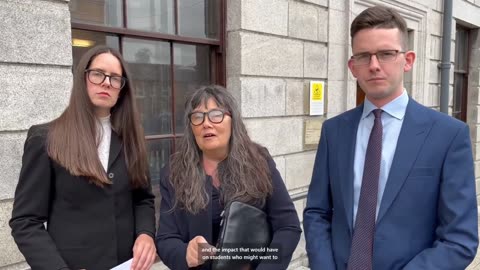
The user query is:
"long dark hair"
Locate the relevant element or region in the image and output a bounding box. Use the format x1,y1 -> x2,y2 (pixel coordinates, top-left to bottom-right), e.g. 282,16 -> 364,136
47,45 -> 149,188
169,85 -> 273,214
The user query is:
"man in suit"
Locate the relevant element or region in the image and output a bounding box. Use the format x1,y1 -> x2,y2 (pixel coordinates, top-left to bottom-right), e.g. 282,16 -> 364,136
303,5 -> 478,270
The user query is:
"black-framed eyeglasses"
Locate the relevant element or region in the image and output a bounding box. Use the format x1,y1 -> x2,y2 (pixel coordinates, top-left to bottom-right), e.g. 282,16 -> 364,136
189,109 -> 231,126
350,50 -> 406,66
85,69 -> 127,90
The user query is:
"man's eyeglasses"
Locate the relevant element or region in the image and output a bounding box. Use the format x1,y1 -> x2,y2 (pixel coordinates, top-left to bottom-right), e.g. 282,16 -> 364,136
85,69 -> 127,90
189,109 -> 231,126
350,50 -> 406,66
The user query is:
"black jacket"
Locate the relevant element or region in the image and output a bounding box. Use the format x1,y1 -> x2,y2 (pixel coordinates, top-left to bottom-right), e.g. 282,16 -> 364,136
10,124 -> 155,270
156,156 -> 302,270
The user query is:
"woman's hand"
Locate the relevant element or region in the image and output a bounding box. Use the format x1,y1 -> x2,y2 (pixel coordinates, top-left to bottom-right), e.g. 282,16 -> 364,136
186,235 -> 214,267
131,234 -> 156,270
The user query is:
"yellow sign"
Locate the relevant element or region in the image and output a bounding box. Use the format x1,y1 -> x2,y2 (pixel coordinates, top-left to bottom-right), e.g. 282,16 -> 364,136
311,82 -> 323,101
309,80 -> 325,115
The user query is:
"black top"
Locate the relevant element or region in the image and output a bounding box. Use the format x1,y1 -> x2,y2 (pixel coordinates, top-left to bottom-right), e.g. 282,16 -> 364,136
211,184 -> 223,246
156,155 -> 302,270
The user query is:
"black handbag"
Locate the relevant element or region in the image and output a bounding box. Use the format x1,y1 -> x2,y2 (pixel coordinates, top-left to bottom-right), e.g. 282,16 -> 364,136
212,201 -> 272,270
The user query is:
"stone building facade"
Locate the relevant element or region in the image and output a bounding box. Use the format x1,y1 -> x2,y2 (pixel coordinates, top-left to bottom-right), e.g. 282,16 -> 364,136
1,0 -> 480,269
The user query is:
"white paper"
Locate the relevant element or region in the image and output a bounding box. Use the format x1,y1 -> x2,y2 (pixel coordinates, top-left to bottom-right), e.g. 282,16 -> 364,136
110,258 -> 132,270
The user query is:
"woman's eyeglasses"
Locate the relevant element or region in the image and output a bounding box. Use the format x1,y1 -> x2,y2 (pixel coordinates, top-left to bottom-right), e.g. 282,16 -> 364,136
85,69 -> 127,90
189,109 -> 231,126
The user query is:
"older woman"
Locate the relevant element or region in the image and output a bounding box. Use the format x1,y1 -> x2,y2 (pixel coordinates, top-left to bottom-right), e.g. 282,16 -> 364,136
10,45 -> 156,270
156,85 -> 301,270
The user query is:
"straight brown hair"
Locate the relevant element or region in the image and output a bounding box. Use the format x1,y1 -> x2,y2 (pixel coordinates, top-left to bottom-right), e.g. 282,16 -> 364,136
47,45 -> 149,188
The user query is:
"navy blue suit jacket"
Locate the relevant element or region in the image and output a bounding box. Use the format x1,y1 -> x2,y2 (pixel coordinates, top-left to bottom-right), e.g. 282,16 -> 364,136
156,157 -> 302,270
303,99 -> 478,270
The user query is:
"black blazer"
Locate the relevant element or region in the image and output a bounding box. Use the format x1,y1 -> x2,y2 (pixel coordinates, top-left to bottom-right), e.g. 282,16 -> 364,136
156,157 -> 302,270
10,124 -> 155,270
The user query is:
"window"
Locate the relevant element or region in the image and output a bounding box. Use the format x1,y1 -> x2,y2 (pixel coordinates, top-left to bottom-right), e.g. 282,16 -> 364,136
69,0 -> 226,213
453,25 -> 470,122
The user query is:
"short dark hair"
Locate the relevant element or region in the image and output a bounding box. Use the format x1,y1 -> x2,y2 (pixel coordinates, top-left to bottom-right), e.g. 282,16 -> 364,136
350,6 -> 408,49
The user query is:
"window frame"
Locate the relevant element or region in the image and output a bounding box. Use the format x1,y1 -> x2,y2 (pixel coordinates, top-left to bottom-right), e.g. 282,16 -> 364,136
71,0 -> 226,144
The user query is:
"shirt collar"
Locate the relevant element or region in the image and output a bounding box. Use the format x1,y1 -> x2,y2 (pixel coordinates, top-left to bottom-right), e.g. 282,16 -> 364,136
361,90 -> 409,120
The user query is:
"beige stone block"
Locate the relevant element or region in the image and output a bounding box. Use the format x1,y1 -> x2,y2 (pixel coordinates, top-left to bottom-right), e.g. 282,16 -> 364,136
0,0 -> 71,65
245,117 -> 303,156
0,200 -> 25,266
468,83 -> 480,105
226,76 -> 241,106
428,60 -> 441,84
329,9 -> 348,45
0,65 -> 71,131
326,80 -> 347,114
329,0 -> 345,10
289,233 -> 307,268
428,11 -> 442,37
467,105 -> 480,125
285,151 -> 316,190
475,160 -> 480,178
327,44 -> 348,81
241,32 -> 304,77
470,124 -> 480,143
226,0 -> 241,31
475,178 -> 480,196
286,79 -> 308,116
475,143 -> 480,161
293,199 -> 304,224
318,8 -> 328,42
429,35 -> 442,60
226,31 -> 241,77
304,42 -> 327,78
241,0 -> 288,36
453,0 -> 480,27
426,84 -> 440,107
0,132 -> 26,200
239,77 -> 286,118
273,155 -> 286,183
470,68 -> 480,88
289,1 -> 318,41
304,0 -> 328,7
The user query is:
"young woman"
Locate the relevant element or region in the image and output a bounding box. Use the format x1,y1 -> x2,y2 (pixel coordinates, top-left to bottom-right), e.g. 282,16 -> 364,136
10,45 -> 156,270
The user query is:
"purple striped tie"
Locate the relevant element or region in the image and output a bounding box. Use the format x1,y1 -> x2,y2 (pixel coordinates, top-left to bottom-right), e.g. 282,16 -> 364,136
347,109 -> 383,270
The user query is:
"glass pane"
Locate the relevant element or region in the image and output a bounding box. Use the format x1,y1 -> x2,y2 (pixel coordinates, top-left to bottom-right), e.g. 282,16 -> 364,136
178,0 -> 219,39
127,0 -> 175,34
69,0 -> 122,27
147,139 -> 172,185
147,139 -> 172,225
71,30 -> 120,68
174,43 -> 211,134
122,38 -> 172,136
455,28 -> 468,71
453,73 -> 464,119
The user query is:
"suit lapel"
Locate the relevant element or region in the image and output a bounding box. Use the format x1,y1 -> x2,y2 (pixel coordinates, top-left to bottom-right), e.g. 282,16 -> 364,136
338,106 -> 363,234
376,100 -> 432,223
108,131 -> 122,170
